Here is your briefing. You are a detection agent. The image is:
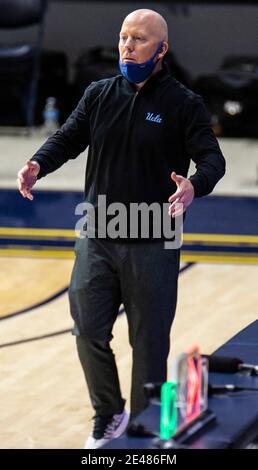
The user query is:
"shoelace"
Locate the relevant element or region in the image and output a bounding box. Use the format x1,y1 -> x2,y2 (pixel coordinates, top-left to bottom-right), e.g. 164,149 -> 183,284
103,414 -> 123,438
92,415 -> 113,439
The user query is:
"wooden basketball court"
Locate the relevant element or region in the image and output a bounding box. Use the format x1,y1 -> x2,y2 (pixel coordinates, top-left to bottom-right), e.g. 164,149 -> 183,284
1,131 -> 258,448
1,255 -> 258,448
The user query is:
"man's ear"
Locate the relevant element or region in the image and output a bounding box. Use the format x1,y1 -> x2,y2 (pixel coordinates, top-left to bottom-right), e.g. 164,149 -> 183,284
157,41 -> 169,60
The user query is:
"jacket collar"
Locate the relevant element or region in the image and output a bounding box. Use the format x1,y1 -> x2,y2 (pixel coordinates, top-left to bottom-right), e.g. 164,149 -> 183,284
122,64 -> 171,93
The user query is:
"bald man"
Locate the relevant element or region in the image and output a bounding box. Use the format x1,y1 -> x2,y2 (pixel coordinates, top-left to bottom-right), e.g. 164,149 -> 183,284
17,9 -> 225,448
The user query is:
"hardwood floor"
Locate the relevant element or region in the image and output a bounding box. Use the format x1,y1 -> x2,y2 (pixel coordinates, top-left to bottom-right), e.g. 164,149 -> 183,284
1,259 -> 257,448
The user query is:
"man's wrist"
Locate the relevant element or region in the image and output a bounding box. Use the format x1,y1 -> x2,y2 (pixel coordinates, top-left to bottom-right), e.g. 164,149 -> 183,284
188,177 -> 196,197
30,160 -> 40,169
30,159 -> 41,177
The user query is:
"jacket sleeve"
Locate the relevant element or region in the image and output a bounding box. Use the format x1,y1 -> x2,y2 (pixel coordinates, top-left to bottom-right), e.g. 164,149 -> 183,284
31,86 -> 92,178
183,94 -> 226,197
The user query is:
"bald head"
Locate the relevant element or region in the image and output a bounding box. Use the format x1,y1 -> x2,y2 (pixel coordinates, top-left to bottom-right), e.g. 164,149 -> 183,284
119,9 -> 169,86
122,9 -> 168,42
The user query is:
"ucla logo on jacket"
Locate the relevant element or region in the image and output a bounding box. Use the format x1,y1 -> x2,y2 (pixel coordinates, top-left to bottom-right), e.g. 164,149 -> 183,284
146,112 -> 162,123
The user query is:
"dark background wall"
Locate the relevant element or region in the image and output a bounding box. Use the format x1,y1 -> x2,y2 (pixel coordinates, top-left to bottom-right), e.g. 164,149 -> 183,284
43,1 -> 258,81
0,1 -> 257,125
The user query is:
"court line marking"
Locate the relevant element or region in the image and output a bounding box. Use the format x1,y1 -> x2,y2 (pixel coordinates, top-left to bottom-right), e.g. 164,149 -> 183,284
0,286 -> 69,321
181,252 -> 258,264
0,264 -> 194,348
0,329 -> 71,349
1,247 -> 258,264
1,228 -> 258,245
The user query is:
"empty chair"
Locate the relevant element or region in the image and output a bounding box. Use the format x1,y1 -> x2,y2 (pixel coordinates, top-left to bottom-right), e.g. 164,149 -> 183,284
0,0 -> 47,129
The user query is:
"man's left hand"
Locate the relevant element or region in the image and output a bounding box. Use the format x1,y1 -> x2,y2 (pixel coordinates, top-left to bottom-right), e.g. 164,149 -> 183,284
168,171 -> 194,218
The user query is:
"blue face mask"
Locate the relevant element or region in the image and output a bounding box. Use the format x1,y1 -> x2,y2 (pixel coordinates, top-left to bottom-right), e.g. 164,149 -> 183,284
119,42 -> 163,84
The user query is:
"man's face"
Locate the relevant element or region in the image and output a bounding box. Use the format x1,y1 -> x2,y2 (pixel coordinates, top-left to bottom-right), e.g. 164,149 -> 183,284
119,16 -> 161,65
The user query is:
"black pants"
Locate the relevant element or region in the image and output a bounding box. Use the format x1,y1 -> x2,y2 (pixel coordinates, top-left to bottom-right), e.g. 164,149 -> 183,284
69,237 -> 180,418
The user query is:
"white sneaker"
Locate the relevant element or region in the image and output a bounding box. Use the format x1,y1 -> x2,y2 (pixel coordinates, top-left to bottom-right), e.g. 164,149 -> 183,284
84,410 -> 129,449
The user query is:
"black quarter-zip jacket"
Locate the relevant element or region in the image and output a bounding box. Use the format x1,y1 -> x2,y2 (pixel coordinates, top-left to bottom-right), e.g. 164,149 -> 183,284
31,67 -> 225,239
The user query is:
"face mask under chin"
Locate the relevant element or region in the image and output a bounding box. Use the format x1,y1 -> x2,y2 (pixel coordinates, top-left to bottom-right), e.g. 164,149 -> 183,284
119,42 -> 163,83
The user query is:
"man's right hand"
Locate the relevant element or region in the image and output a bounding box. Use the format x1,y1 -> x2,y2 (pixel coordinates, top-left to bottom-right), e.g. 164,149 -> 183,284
17,160 -> 40,200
